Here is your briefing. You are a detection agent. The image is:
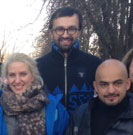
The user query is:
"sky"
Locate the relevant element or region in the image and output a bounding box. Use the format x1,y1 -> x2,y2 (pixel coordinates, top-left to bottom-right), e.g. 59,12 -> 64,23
0,0 -> 47,56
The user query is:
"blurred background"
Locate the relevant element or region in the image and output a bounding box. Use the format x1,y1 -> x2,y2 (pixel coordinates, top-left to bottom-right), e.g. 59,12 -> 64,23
0,0 -> 133,62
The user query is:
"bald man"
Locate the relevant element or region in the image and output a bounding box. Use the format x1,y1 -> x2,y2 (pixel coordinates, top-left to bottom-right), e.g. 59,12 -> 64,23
67,59 -> 133,135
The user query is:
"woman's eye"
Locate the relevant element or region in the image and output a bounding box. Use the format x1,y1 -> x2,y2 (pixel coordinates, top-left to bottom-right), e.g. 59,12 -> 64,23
20,72 -> 27,76
8,73 -> 15,78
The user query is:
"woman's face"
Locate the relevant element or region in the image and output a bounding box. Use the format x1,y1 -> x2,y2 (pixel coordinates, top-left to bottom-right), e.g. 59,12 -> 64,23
7,62 -> 34,95
129,59 -> 133,83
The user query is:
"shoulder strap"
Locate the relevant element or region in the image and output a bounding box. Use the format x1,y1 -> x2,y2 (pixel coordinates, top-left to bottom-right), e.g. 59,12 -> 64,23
73,103 -> 88,135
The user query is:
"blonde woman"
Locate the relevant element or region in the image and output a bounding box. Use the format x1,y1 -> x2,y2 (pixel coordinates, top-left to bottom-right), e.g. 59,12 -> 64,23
0,53 -> 69,135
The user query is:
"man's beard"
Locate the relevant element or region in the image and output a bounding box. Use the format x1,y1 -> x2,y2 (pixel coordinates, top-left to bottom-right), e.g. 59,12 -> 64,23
58,37 -> 75,53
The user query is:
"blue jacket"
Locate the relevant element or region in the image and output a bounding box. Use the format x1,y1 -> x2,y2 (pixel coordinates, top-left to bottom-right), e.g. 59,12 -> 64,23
0,92 -> 69,135
46,94 -> 69,135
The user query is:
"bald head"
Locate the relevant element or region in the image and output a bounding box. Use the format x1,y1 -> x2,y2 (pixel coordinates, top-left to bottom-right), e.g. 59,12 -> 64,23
95,59 -> 128,81
93,59 -> 131,106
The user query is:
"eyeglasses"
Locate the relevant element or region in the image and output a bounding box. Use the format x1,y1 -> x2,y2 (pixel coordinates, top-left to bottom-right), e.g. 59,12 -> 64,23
52,26 -> 80,36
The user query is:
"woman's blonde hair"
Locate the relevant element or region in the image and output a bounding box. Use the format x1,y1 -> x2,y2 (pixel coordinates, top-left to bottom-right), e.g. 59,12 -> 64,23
2,53 -> 43,85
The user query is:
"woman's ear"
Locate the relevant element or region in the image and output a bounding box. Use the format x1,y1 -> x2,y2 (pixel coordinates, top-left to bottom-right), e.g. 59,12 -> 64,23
3,78 -> 8,85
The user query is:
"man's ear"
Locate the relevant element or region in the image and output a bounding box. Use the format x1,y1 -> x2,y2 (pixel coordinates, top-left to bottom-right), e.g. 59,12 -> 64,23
93,81 -> 98,97
77,31 -> 81,38
93,81 -> 97,92
49,30 -> 53,40
126,78 -> 131,92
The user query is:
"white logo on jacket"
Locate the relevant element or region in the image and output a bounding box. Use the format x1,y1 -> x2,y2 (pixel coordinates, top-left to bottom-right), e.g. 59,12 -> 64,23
77,72 -> 85,78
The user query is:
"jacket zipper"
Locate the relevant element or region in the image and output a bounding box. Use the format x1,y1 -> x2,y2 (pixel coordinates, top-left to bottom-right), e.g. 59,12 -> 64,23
64,53 -> 68,107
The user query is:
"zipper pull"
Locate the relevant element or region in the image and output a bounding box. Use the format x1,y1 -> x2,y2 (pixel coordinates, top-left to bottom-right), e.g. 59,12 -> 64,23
64,53 -> 68,67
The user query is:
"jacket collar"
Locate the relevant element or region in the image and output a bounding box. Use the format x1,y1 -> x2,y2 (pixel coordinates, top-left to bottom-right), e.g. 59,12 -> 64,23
52,40 -> 80,52
120,93 -> 133,119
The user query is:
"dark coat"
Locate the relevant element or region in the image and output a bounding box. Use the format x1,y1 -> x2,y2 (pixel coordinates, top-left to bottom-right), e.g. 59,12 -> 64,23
67,94 -> 133,135
37,46 -> 101,113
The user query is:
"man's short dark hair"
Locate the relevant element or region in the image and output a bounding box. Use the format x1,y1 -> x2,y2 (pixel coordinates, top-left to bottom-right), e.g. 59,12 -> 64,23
49,7 -> 83,30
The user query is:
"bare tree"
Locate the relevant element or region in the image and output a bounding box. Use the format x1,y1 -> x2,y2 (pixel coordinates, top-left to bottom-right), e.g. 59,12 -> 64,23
0,30 -> 11,64
35,0 -> 133,60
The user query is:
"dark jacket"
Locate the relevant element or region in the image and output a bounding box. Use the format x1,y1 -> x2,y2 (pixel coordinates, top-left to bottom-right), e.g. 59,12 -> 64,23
67,94 -> 133,135
37,41 -> 101,113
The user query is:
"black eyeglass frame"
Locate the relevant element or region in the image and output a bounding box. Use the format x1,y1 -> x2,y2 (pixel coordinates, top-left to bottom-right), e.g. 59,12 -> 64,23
52,26 -> 80,36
